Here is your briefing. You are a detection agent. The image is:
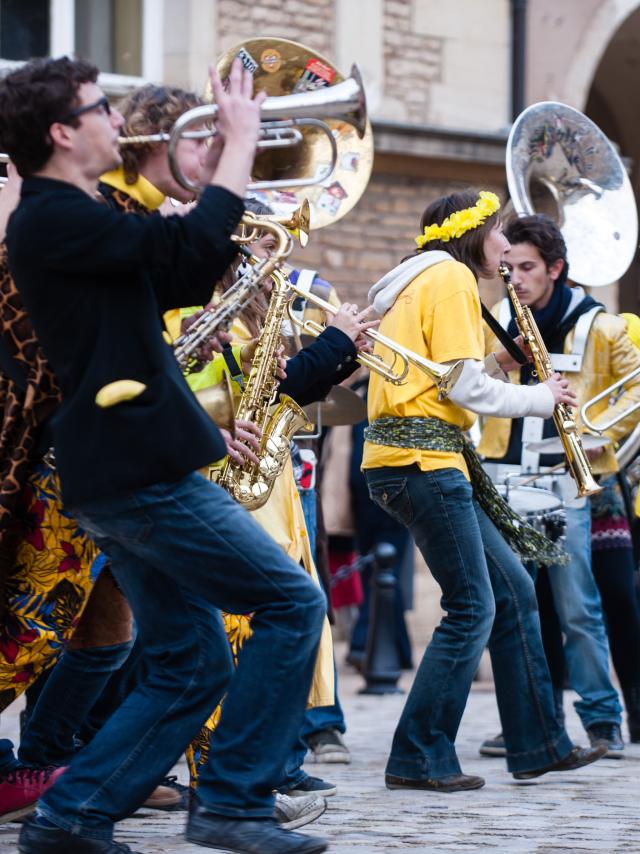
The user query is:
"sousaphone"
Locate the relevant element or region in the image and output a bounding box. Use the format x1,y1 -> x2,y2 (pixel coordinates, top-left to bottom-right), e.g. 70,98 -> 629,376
213,37 -> 374,229
506,101 -> 638,287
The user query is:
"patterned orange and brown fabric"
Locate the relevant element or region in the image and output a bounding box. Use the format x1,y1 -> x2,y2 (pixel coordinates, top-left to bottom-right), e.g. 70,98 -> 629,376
0,460 -> 105,711
0,242 -> 61,594
0,241 -> 106,710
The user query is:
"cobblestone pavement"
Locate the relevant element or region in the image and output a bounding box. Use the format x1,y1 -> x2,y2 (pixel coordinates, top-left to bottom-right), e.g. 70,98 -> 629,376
1,649 -> 639,853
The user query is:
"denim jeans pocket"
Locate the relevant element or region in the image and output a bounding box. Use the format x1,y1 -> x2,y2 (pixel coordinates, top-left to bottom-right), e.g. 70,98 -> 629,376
368,478 -> 414,526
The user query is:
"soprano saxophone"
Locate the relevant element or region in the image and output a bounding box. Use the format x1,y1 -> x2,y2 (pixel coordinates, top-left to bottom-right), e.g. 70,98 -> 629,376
215,230 -> 310,511
498,263 -> 601,498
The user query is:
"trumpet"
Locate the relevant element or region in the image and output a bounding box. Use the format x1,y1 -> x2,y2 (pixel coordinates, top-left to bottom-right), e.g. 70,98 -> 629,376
285,281 -> 463,399
117,66 -> 367,195
580,367 -> 640,434
240,199 -> 311,248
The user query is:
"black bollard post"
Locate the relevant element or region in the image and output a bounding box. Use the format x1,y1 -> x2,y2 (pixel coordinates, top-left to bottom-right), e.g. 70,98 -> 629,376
359,542 -> 403,695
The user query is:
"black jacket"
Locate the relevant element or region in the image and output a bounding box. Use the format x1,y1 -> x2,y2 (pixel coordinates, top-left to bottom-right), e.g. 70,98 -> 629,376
6,176 -> 244,506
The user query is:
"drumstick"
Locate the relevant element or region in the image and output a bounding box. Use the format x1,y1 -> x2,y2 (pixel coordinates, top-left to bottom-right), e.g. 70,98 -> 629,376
516,462 -> 566,488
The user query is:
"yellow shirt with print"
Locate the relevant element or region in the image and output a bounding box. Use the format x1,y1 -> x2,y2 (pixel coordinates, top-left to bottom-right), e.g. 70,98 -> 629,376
362,259 -> 484,479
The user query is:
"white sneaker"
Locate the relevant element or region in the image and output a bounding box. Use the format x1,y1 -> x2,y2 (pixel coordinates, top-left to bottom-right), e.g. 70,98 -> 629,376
273,792 -> 327,830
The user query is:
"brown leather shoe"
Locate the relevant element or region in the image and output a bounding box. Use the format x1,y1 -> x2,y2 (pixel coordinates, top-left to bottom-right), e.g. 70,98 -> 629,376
385,773 -> 485,792
513,743 -> 607,780
142,784 -> 183,810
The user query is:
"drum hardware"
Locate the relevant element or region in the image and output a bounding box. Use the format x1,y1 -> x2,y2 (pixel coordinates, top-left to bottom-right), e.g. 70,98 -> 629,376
497,483 -> 566,544
524,434 -> 610,455
301,385 -> 367,429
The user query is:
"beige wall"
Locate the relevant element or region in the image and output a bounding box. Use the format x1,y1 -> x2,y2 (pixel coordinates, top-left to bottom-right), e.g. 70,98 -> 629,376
413,0 -> 510,130
160,0 -> 511,131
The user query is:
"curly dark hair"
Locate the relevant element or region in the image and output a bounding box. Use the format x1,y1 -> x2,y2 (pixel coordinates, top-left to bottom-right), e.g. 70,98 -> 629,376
504,213 -> 568,275
0,56 -> 98,176
409,189 -> 501,279
117,85 -> 203,184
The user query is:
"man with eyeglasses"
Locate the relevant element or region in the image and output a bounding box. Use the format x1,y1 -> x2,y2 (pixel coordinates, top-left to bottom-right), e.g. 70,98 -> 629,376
0,56 -> 328,854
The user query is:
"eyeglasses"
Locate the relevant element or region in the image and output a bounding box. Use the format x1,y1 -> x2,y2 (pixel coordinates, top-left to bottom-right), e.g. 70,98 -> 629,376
59,96 -> 111,124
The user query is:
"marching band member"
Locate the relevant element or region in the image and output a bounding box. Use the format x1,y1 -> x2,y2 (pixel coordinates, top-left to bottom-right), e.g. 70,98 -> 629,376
362,189 -> 605,791
0,162 -> 132,824
0,54 -> 329,854
179,205 -> 373,802
478,214 -> 640,756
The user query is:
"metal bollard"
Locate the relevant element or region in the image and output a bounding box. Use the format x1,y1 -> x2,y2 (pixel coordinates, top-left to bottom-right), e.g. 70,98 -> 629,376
359,542 -> 403,695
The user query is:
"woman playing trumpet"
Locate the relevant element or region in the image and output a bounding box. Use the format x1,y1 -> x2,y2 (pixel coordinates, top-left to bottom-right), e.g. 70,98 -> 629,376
362,189 -> 605,789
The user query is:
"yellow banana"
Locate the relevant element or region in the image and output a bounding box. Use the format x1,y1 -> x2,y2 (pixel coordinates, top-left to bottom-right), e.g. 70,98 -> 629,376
95,380 -> 147,408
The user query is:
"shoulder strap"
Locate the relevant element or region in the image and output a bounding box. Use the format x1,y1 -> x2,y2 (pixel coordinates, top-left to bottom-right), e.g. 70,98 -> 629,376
481,302 -> 528,366
296,269 -> 318,294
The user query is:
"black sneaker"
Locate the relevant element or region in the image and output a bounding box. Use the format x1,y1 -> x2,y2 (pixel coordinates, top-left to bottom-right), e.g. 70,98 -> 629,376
586,723 -> 625,758
187,803 -> 328,853
19,815 -> 139,853
307,729 -> 351,764
478,733 -> 506,757
279,775 -> 337,798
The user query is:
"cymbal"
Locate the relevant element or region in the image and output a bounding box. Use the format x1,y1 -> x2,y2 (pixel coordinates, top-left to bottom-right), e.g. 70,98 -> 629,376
303,386 -> 366,427
525,434 -> 610,454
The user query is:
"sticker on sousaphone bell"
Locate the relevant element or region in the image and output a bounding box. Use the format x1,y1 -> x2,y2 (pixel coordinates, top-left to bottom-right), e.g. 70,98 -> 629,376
260,48 -> 282,74
235,47 -> 258,75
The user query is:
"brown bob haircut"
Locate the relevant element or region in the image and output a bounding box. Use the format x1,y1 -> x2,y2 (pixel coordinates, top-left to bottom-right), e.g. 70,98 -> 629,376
411,189 -> 500,279
117,84 -> 203,184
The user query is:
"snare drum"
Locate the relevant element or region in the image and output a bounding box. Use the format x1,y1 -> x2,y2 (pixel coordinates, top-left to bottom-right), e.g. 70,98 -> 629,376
498,485 -> 566,542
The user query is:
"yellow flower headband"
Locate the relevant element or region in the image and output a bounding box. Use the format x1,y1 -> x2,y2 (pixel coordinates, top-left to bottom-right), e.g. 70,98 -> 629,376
415,191 -> 501,248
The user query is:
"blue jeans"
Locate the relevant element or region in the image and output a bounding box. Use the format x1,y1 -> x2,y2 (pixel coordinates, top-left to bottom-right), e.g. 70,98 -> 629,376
0,738 -> 17,773
19,641 -> 133,768
280,657 -> 346,789
38,473 -> 325,841
366,465 -> 573,778
297,487 -> 317,564
544,501 -> 622,727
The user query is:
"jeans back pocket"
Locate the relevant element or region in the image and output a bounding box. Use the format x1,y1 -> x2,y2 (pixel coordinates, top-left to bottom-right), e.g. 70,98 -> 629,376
367,478 -> 413,526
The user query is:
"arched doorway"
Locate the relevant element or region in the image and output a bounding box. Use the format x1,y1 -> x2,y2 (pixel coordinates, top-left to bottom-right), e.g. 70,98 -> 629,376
584,5 -> 640,312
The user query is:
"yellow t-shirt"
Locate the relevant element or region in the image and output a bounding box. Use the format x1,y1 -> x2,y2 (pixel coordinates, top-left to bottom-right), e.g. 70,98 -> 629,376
362,259 -> 484,478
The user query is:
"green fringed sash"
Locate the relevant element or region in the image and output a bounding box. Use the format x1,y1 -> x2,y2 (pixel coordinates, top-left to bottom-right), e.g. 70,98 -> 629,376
364,416 -> 568,568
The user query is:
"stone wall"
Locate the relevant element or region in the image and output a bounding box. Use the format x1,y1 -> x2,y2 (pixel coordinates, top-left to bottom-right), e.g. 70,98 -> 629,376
216,0 -> 335,58
381,0 -> 444,124
288,166 -> 506,309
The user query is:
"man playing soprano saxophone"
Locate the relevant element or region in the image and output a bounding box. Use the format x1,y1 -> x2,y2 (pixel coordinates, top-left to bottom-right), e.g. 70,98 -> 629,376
479,213 -> 640,759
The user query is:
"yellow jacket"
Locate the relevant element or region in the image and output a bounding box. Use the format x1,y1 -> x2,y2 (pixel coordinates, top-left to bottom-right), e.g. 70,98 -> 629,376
478,305 -> 640,475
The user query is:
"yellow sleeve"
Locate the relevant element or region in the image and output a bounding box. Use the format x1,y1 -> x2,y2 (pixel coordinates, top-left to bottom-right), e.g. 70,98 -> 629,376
163,305 -> 204,342
185,343 -> 246,393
